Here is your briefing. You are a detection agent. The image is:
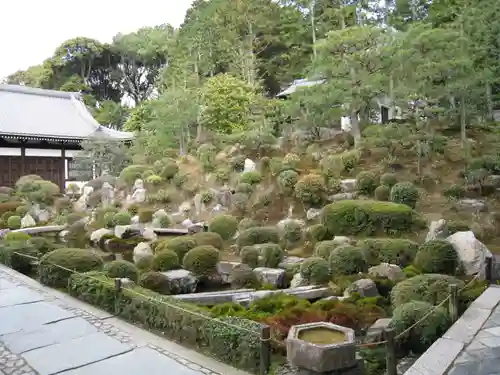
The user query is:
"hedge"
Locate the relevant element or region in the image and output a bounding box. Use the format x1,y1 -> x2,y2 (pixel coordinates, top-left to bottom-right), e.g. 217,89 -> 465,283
358,238 -> 419,267
321,200 -> 424,236
68,272 -> 262,372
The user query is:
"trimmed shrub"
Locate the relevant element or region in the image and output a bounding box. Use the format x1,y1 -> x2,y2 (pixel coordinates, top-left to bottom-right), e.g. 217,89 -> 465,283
294,174 -> 326,207
278,170 -> 299,194
355,171 -> 378,195
390,182 -> 419,209
103,260 -> 139,282
152,250 -> 180,272
238,218 -> 258,232
208,215 -> 238,240
328,245 -> 367,275
161,162 -> 179,180
239,171 -> 262,185
0,240 -> 39,274
380,173 -> 397,187
235,182 -> 254,195
136,254 -> 154,271
138,208 -> 154,223
0,202 -> 23,217
241,246 -> 260,268
156,215 -> 171,228
374,185 -> 390,201
7,215 -> 21,230
139,271 -> 172,294
258,243 -> 285,268
113,212 -> 132,226
215,167 -> 231,183
182,245 -> 220,276
229,265 -> 261,289
3,232 -> 31,242
359,238 -> 419,267
237,227 -> 279,250
390,301 -> 450,354
162,237 -> 197,260
39,248 -> 103,288
321,200 -> 423,236
413,240 -> 462,275
103,212 -> 115,228
313,240 -> 338,260
67,212 -> 85,225
300,257 -> 332,284
283,153 -> 300,170
192,232 -> 223,250
391,274 -> 464,307
119,165 -> 149,185
283,221 -> 303,245
229,155 -> 246,172
28,237 -> 59,255
305,224 -> 328,244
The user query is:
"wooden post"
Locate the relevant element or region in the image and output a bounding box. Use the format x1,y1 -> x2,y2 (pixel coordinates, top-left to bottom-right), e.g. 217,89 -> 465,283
449,284 -> 459,323
486,256 -> 493,284
260,324 -> 271,375
114,278 -> 122,315
114,278 -> 122,293
385,328 -> 397,375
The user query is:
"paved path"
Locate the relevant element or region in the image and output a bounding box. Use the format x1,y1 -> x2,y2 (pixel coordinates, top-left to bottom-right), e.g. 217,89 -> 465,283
0,265 -> 250,375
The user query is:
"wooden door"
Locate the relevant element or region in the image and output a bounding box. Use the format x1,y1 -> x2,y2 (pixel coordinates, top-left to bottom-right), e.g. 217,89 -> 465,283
0,156 -> 22,188
24,157 -> 65,188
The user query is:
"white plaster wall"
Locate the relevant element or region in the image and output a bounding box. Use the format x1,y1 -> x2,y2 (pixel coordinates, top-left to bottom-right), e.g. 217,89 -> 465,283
25,148 -> 62,157
0,147 -> 21,156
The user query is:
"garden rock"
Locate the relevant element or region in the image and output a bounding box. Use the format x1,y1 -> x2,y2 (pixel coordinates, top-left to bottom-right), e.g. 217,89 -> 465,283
217,261 -> 241,284
368,263 -> 405,282
30,204 -> 50,222
141,227 -> 157,241
193,193 -> 205,215
277,217 -> 305,232
456,198 -> 486,212
131,215 -> 139,224
74,186 -> 93,211
181,218 -> 194,228
290,273 -> 307,288
344,278 -> 379,298
328,192 -> 356,202
447,231 -> 492,278
366,318 -> 392,343
100,182 -> 114,206
211,204 -> 226,213
425,219 -> 449,242
306,208 -> 322,220
152,209 -> 169,227
90,228 -> 113,244
340,179 -> 357,192
178,201 -> 192,213
332,236 -> 351,245
130,179 -> 146,204
254,267 -> 285,288
161,269 -> 198,294
21,214 -> 36,228
486,175 -> 500,187
279,256 -> 305,269
133,242 -> 153,264
243,158 -> 256,172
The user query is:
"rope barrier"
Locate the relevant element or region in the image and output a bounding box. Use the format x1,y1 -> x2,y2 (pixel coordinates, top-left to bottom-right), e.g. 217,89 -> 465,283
8,250 -> 485,347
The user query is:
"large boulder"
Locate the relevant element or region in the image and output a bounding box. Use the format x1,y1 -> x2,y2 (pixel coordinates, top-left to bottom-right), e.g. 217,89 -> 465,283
160,269 -> 198,294
133,242 -> 153,264
344,278 -> 379,298
446,231 -> 492,278
21,214 -> 36,228
425,219 -> 449,242
90,228 -> 113,244
254,267 -> 285,288
368,263 -> 405,282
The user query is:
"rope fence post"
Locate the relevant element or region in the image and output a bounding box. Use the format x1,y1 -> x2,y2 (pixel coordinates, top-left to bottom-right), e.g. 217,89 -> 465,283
385,327 -> 397,375
114,278 -> 122,315
449,284 -> 459,323
486,256 -> 493,285
260,324 -> 271,375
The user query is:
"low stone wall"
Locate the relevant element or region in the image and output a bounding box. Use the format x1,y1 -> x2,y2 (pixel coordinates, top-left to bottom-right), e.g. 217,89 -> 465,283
404,285 -> 500,375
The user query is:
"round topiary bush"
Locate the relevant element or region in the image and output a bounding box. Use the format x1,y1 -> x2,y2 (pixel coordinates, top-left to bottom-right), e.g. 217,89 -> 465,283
355,171 -> 378,195
138,208 -> 154,223
390,182 -> 419,209
161,162 -> 179,180
235,182 -> 254,195
236,227 -> 279,250
119,165 -> 149,186
258,243 -> 285,268
139,271 -> 172,294
328,244 -> 367,275
229,265 -> 261,289
305,224 -> 328,244
321,200 -> 423,236
380,173 -> 397,188
374,185 -> 390,201
0,240 -> 39,275
135,254 -> 154,271
39,248 -> 103,288
103,212 -> 115,228
390,301 -> 450,354
7,215 -> 21,230
208,214 -> 238,240
413,240 -> 462,275
283,221 -> 303,245
103,260 -> 139,282
299,257 -> 332,284
391,274 -> 464,307
182,245 -> 220,276
3,231 -> 31,242
28,236 -> 58,255
239,171 -> 262,185
278,170 -> 299,195
192,232 -> 223,250
359,238 -> 419,267
162,236 -> 197,260
238,218 -> 257,232
113,212 -> 132,226
313,240 -> 338,260
294,174 -> 326,207
283,153 -> 300,170
240,246 -> 260,268
152,250 -> 180,272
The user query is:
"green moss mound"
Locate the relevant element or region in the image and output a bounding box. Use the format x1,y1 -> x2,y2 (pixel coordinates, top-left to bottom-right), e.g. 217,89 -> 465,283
208,215 -> 238,240
358,238 -> 419,267
182,245 -> 220,276
152,250 -> 180,272
413,240 -> 462,275
328,244 -> 367,275
103,260 -> 139,282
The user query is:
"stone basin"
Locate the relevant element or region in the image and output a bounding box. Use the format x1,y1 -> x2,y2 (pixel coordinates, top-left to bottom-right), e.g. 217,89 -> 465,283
286,322 -> 356,373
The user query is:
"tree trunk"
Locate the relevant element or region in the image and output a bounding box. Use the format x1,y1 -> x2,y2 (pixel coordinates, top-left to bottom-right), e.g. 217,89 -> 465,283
350,110 -> 362,147
460,96 -> 467,147
310,0 -> 317,60
486,83 -> 494,121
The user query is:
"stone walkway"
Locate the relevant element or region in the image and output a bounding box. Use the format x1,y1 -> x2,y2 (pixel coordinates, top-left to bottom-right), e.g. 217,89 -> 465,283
0,265 -> 250,375
405,285 -> 500,375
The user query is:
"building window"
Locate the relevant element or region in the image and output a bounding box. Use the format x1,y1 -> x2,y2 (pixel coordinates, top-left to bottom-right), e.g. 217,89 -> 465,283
67,159 -> 93,181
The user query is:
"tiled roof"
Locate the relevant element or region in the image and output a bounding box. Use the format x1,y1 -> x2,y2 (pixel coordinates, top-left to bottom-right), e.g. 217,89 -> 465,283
0,84 -> 133,141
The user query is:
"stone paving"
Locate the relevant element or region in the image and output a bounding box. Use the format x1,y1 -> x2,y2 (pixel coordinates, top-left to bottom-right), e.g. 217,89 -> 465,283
0,266 -> 248,375
405,285 -> 500,375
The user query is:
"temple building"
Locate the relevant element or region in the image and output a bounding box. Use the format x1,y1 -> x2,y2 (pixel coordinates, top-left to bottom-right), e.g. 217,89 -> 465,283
0,84 -> 133,188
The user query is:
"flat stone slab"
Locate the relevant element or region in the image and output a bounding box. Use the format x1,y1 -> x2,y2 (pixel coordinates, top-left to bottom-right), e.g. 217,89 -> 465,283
0,286 -> 44,308
0,278 -> 17,290
22,332 -> 132,375
62,347 -> 204,375
404,338 -> 464,375
2,317 -> 98,354
0,301 -> 74,335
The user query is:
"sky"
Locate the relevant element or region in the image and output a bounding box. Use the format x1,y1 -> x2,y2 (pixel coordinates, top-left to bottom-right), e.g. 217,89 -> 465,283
0,0 -> 194,80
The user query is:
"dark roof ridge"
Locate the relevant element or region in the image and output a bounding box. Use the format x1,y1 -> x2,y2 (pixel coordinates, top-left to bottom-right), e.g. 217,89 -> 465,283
0,84 -> 81,100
